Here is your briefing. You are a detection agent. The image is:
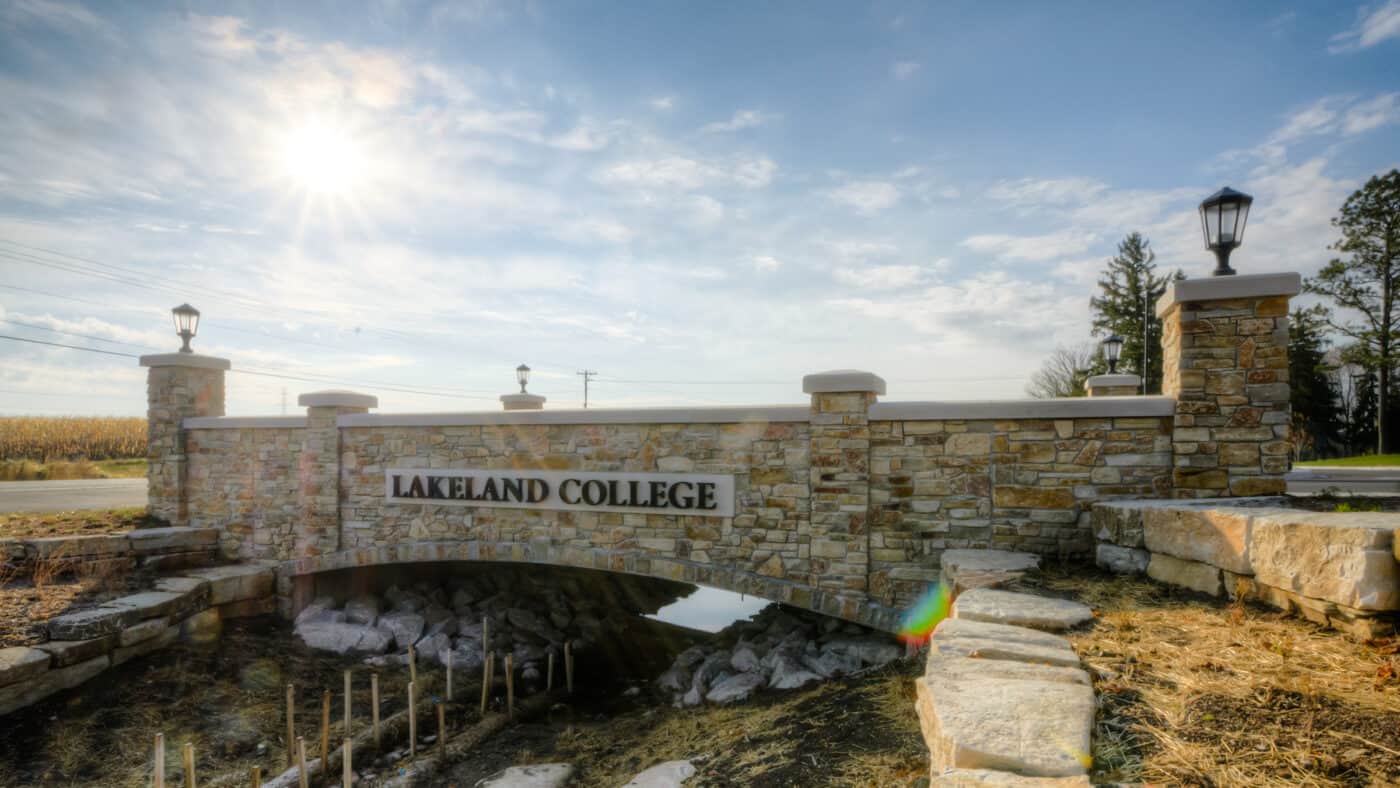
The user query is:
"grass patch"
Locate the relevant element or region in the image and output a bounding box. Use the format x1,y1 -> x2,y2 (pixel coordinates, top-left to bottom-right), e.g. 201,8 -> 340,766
1041,568 -> 1400,786
0,507 -> 160,539
1297,454 -> 1400,467
0,458 -> 147,480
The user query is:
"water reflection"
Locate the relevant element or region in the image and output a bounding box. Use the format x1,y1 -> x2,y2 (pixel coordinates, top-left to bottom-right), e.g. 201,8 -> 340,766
646,586 -> 772,632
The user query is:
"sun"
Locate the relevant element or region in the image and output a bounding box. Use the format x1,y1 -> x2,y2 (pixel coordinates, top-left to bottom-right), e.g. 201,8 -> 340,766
277,118 -> 364,196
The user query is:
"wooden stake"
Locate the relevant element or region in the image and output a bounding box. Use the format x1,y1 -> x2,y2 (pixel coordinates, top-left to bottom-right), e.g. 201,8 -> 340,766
547,650 -> 554,692
249,766 -> 261,788
446,657 -> 453,702
343,670 -> 352,738
285,684 -> 295,768
408,681 -> 417,757
319,689 -> 330,772
183,742 -> 196,788
565,640 -> 575,695
505,654 -> 515,717
341,739 -> 351,788
436,701 -> 446,760
370,673 -> 381,749
479,650 -> 491,715
482,616 -> 490,657
296,737 -> 308,788
154,733 -> 165,788
409,645 -> 417,685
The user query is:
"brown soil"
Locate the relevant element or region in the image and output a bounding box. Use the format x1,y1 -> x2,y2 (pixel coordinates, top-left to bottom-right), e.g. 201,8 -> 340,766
0,567 -> 147,648
0,507 -> 162,539
1039,567 -> 1400,787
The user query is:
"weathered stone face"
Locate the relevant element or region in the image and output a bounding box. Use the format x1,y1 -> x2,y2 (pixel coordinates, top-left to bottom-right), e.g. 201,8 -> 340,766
1249,511 -> 1400,610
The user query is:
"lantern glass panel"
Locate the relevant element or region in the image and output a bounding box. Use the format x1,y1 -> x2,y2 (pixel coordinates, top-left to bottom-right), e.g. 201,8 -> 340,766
1235,200 -> 1250,243
1217,202 -> 1239,245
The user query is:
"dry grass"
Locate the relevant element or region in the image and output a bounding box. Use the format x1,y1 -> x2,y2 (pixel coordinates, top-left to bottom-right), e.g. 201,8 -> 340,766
0,458 -> 147,480
1041,568 -> 1400,787
0,507 -> 159,539
0,416 -> 146,462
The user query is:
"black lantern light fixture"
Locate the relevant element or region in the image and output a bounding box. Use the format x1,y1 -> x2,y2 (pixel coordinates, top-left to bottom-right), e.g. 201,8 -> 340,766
516,363 -> 531,393
171,303 -> 200,353
1198,186 -> 1253,277
1101,334 -> 1125,374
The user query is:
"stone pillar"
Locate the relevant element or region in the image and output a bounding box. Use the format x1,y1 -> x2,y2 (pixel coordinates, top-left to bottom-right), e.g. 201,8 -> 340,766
1085,373 -> 1141,397
803,370 -> 884,595
1157,273 -> 1301,497
295,390 -> 377,558
140,353 -> 230,526
500,392 -> 546,410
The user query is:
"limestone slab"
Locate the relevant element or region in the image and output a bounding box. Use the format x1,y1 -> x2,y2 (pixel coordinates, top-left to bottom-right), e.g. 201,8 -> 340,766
1095,544 -> 1149,575
952,590 -> 1094,632
181,563 -> 276,604
35,635 -> 115,667
111,624 -> 178,666
929,618 -> 1080,668
0,646 -> 50,688
0,654 -> 109,717
1248,511 -> 1400,611
28,534 -> 127,558
119,617 -> 170,647
104,591 -> 196,621
48,606 -> 141,640
933,769 -> 1091,786
126,527 -> 218,554
475,763 -> 575,788
940,550 -> 1040,592
1147,553 -> 1222,596
924,654 -> 1090,688
623,760 -> 696,787
916,671 -> 1094,778
1142,505 -> 1260,574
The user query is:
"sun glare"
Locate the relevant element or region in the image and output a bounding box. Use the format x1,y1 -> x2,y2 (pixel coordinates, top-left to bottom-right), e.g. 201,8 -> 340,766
278,119 -> 363,196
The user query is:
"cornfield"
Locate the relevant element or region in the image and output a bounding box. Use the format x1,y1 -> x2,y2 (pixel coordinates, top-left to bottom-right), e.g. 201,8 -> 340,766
0,417 -> 147,461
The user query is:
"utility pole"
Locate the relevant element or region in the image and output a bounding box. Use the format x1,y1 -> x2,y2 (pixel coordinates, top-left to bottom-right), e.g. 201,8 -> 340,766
576,370 -> 597,408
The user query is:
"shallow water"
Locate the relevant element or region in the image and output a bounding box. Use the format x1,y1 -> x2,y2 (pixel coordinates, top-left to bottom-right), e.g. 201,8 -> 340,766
647,586 -> 772,632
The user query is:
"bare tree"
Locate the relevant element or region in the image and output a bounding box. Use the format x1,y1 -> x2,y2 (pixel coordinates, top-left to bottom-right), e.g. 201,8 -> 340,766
1026,344 -> 1097,399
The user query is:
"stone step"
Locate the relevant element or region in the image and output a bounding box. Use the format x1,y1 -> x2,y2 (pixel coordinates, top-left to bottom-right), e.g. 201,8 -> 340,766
951,589 -> 1095,632
929,618 -> 1081,668
933,769 -> 1091,786
939,550 -> 1040,593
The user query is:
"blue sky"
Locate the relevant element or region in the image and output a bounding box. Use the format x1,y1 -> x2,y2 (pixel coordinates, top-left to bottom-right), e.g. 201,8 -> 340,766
0,1 -> 1398,416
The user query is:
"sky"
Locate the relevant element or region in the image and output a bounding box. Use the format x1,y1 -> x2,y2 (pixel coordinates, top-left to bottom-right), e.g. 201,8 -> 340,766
0,1 -> 1398,416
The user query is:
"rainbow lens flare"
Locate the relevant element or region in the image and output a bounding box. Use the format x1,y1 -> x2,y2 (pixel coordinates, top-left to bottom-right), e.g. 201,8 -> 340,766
898,581 -> 952,645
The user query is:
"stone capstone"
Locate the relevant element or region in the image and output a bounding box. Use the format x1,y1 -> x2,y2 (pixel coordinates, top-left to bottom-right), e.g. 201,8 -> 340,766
951,590 -> 1095,632
126,527 -> 218,554
1142,506 -> 1253,574
1248,511 -> 1400,611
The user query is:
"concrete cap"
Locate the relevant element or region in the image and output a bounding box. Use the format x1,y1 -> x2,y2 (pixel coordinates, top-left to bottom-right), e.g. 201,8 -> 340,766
139,353 -> 231,371
802,369 -> 887,395
1085,373 -> 1141,390
298,390 -> 378,409
1156,272 -> 1301,317
500,392 -> 546,411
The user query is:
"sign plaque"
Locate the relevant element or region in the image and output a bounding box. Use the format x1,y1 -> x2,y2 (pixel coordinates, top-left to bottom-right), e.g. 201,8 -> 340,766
385,468 -> 735,517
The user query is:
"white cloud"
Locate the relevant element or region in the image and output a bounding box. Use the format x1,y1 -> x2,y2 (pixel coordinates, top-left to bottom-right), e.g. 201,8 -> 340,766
833,264 -> 923,289
987,177 -> 1109,209
699,109 -> 772,134
1342,92 -> 1400,134
1329,0 -> 1400,52
751,255 -> 782,272
825,180 -> 900,215
2,0 -> 108,33
961,230 -> 1098,262
596,154 -> 775,191
649,96 -> 675,111
892,61 -> 920,80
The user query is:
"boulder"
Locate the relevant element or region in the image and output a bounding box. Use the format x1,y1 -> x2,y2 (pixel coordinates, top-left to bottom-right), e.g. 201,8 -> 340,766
295,597 -> 342,627
673,646 -> 708,669
440,642 -> 485,670
344,596 -> 381,626
928,619 -> 1081,669
802,648 -> 861,678
822,637 -> 904,667
705,671 -> 765,704
0,646 -> 50,688
416,632 -> 452,663
730,645 -> 761,673
1094,544 -> 1149,575
767,654 -> 821,690
377,611 -> 425,650
951,590 -> 1095,632
1248,511 -> 1400,611
1146,553 -> 1223,597
475,763 -> 574,788
656,665 -> 691,693
940,550 -> 1040,592
298,622 -> 387,655
623,760 -> 696,787
689,651 -> 730,697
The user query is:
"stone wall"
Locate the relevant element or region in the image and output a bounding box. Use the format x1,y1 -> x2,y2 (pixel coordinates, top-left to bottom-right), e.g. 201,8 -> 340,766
185,422 -> 306,560
869,412 -> 1172,605
142,354 -> 228,525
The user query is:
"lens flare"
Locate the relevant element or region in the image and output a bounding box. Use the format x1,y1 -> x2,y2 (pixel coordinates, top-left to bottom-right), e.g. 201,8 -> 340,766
898,581 -> 952,645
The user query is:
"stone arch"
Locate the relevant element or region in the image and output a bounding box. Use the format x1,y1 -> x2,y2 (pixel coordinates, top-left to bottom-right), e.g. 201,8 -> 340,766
280,540 -> 901,632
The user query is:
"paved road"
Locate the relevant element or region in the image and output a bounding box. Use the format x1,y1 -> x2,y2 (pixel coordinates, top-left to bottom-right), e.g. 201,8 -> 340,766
1286,467 -> 1400,495
0,478 -> 147,513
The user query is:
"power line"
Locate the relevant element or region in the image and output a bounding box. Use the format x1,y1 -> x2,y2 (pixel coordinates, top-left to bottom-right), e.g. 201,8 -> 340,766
577,370 -> 597,408
0,318 -> 158,350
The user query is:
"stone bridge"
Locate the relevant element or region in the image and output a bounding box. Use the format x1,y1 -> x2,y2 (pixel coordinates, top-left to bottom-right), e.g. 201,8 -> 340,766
139,273 -> 1300,631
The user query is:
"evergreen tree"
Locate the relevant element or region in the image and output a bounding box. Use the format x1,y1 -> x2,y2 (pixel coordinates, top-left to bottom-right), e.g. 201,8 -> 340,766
1351,371 -> 1379,456
1305,169 -> 1400,453
1288,307 -> 1342,458
1089,233 -> 1182,394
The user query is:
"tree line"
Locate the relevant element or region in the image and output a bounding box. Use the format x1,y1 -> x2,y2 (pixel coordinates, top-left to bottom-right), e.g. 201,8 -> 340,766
1029,169 -> 1400,462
